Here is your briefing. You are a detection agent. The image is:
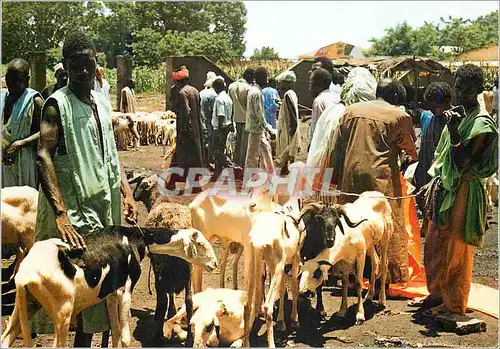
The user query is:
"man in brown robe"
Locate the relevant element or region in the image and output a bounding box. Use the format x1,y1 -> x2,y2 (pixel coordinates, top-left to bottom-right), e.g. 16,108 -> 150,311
330,78 -> 417,283
167,66 -> 205,192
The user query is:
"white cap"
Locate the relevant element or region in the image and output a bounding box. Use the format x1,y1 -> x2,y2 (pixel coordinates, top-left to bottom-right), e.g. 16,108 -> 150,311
53,63 -> 64,74
204,71 -> 217,87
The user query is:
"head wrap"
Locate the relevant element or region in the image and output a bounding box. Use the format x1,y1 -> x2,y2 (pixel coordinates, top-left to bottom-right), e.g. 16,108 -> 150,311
53,63 -> 64,74
276,70 -> 297,83
171,66 -> 189,81
340,67 -> 377,106
204,71 -> 217,87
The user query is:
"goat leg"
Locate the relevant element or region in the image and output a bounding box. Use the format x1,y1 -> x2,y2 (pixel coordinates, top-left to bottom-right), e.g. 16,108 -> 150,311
355,253 -> 366,325
232,244 -> 244,290
315,286 -> 326,319
153,278 -> 169,340
184,277 -> 193,347
9,246 -> 25,282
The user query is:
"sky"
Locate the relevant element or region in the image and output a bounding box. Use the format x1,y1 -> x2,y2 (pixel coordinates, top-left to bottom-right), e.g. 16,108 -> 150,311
243,1 -> 499,59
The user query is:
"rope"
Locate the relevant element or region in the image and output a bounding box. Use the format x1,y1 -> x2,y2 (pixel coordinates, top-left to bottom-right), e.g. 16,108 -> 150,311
315,185 -> 428,201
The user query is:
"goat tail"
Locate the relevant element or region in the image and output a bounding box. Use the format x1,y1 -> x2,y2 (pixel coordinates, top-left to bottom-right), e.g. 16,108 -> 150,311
16,282 -> 32,347
148,259 -> 153,296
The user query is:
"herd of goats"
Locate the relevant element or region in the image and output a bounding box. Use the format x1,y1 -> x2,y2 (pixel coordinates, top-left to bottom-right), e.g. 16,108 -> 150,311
1,166 -> 394,348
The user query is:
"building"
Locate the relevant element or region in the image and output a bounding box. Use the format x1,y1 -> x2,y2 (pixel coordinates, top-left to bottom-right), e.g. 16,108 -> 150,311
299,41 -> 366,60
457,45 -> 499,62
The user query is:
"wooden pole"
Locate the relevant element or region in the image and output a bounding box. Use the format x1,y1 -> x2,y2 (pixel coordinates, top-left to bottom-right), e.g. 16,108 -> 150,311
116,55 -> 133,111
29,51 -> 46,92
165,57 -> 174,111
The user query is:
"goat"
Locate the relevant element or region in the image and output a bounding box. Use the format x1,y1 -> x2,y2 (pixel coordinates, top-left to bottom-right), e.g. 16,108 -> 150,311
1,226 -> 217,347
189,187 -> 279,293
486,173 -> 498,214
243,201 -> 305,348
1,186 -> 38,280
129,173 -> 197,340
164,288 -> 246,348
298,192 -> 393,325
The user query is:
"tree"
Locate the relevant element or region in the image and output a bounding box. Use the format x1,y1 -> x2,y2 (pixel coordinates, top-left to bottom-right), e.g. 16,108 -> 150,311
368,22 -> 416,56
131,28 -> 164,67
367,11 -> 499,58
250,46 -> 280,60
2,2 -> 88,63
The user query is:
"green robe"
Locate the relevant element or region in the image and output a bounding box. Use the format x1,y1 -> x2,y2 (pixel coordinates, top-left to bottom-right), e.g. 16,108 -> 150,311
32,86 -> 122,334
428,105 -> 498,247
1,88 -> 40,189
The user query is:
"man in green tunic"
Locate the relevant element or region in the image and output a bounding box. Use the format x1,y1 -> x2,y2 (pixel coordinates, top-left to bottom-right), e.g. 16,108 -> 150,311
1,58 -> 44,188
35,31 -> 138,346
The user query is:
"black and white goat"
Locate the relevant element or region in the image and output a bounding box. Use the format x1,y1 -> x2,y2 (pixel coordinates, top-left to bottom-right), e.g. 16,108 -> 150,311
1,226 -> 218,347
298,202 -> 366,317
299,192 -> 393,324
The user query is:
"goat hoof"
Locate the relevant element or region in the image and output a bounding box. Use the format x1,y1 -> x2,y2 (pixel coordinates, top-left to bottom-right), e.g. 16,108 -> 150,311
378,300 -> 387,309
355,313 -> 365,325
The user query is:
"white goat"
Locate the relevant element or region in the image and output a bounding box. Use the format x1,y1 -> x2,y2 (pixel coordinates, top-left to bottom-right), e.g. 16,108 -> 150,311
189,187 -> 278,293
243,200 -> 305,348
299,191 -> 393,325
164,288 -> 246,348
1,227 -> 217,347
2,186 -> 38,279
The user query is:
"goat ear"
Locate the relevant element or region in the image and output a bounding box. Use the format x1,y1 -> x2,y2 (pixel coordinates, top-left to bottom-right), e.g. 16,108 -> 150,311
186,241 -> 198,259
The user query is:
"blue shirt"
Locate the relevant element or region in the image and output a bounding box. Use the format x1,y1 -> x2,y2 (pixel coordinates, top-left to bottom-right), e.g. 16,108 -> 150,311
262,87 -> 279,129
414,110 -> 446,188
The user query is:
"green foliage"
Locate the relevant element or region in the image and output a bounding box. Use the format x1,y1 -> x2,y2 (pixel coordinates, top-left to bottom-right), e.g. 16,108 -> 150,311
219,60 -> 293,81
46,48 -> 63,70
2,1 -> 247,67
132,28 -> 164,67
250,46 -> 281,60
132,65 -> 166,94
367,11 -> 499,58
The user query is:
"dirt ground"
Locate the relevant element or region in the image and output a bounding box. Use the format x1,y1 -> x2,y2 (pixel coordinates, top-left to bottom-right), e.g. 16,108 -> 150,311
3,93 -> 499,347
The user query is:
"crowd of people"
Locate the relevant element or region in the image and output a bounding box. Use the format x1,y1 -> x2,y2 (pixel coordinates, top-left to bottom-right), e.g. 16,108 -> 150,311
1,28 -> 499,346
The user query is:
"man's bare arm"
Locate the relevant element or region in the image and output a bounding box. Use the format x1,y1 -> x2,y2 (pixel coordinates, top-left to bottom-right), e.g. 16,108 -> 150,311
36,102 -> 86,249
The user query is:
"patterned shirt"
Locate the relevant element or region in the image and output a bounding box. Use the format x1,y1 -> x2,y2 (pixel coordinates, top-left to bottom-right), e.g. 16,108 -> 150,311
245,84 -> 267,133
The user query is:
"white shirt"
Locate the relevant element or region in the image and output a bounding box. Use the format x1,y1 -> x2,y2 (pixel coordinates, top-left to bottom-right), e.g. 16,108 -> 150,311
94,78 -> 111,102
330,82 -> 342,103
310,89 -> 338,140
212,90 -> 233,129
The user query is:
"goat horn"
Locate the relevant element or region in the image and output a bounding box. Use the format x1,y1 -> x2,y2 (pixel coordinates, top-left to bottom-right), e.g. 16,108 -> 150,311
128,174 -> 145,185
297,202 -> 324,222
335,205 -> 367,228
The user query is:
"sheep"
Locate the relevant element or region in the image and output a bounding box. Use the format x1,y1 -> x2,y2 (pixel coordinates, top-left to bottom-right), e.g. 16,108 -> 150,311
129,173 -> 197,340
154,118 -> 176,153
298,192 -> 393,325
1,226 -> 217,347
163,288 -> 246,348
189,187 -> 279,293
242,201 -> 305,348
2,186 -> 38,279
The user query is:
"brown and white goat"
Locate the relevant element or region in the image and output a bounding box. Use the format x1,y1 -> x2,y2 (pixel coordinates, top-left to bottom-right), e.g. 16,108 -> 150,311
1,226 -> 217,347
299,192 -> 393,324
1,186 -> 38,279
